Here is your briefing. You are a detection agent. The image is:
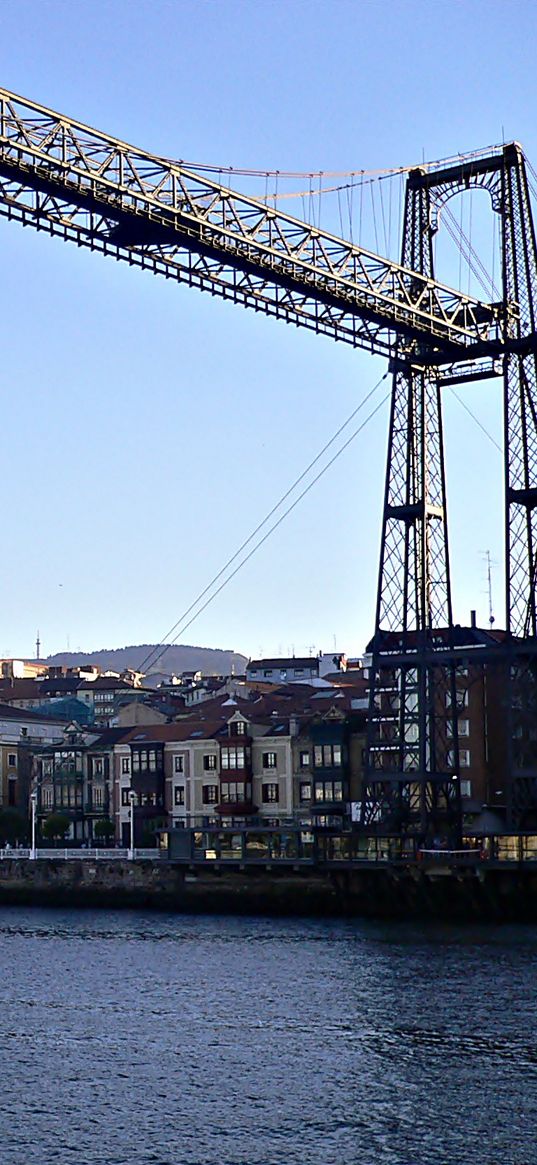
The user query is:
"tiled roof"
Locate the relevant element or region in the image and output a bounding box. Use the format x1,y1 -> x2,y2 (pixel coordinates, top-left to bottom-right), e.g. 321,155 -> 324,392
0,701 -> 67,724
87,727 -> 134,748
0,677 -> 82,700
119,719 -> 230,744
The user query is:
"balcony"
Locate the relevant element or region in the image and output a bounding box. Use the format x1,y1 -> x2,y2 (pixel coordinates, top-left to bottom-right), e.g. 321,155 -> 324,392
133,803 -> 164,819
131,773 -> 164,795
313,799 -> 347,814
216,800 -> 256,816
49,768 -> 84,779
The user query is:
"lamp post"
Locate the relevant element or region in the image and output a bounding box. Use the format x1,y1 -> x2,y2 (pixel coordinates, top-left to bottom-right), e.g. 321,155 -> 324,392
30,790 -> 37,860
128,789 -> 136,860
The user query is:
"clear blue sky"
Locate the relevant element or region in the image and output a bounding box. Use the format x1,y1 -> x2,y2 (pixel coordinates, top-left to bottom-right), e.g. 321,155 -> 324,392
0,0 -> 534,662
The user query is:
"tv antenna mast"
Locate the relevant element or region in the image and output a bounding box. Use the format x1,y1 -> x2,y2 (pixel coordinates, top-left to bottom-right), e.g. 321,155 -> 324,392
485,550 -> 496,628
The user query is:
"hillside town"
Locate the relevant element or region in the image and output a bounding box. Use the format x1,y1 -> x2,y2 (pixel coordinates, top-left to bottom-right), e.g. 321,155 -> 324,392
0,622 -> 514,849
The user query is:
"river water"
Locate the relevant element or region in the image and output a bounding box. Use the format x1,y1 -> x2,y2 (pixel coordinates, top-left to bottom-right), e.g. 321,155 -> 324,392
0,908 -> 536,1165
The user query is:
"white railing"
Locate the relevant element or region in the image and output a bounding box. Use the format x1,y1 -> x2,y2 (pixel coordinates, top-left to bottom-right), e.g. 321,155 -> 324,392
0,847 -> 164,861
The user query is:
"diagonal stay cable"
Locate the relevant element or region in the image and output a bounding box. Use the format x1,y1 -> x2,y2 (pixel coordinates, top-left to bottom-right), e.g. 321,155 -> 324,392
141,388 -> 391,675
137,371 -> 389,674
448,387 -> 502,453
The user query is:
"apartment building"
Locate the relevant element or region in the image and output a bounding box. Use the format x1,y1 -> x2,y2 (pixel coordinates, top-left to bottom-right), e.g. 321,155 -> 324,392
0,704 -> 66,815
31,724 -> 127,843
364,622 -> 511,830
110,693 -> 366,843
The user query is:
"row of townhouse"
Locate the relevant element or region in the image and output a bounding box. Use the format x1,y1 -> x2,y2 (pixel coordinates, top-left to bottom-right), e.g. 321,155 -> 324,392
7,627 -> 518,845
30,698 -> 367,844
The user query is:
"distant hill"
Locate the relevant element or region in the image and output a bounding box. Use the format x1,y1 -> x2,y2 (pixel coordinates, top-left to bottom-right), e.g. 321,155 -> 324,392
45,644 -> 248,677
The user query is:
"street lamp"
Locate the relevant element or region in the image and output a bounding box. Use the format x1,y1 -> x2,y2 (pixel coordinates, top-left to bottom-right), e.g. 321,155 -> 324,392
30,790 -> 37,861
128,789 -> 136,860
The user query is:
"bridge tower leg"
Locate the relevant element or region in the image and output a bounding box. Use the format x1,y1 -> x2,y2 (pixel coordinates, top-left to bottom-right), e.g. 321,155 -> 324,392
502,145 -> 537,827
363,143 -> 537,837
362,172 -> 460,842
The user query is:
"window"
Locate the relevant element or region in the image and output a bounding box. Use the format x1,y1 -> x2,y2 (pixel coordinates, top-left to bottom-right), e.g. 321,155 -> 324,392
174,756 -> 184,773
131,748 -> 160,773
314,744 -> 342,767
92,786 -> 104,808
447,719 -> 470,738
262,783 -> 279,804
232,720 -> 246,736
121,788 -> 132,807
202,785 -> 218,805
93,758 -> 104,775
203,754 -> 217,771
460,779 -> 472,797
8,779 -> 16,807
262,752 -> 277,769
299,751 -> 310,768
300,782 -> 311,803
314,780 -> 344,803
42,786 -> 53,809
447,749 -> 471,768
174,786 -> 185,806
220,781 -> 251,803
121,757 -> 130,774
221,746 -> 245,770
7,753 -> 16,767
445,689 -> 469,709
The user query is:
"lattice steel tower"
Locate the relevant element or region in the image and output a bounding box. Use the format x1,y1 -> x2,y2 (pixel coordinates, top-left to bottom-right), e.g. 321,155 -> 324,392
363,144 -> 537,836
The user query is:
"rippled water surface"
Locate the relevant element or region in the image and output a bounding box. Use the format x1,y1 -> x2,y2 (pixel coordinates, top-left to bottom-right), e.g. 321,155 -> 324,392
1,908 -> 537,1164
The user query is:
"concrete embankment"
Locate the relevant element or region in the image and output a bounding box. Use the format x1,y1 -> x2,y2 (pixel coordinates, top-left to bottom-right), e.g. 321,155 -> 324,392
2,858 -> 537,920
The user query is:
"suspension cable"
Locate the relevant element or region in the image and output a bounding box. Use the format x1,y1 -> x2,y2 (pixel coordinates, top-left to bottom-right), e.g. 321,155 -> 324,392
176,142 -> 506,181
138,379 -> 390,676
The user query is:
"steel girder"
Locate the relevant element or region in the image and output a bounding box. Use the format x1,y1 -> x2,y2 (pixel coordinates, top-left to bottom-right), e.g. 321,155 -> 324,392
0,87 -> 501,364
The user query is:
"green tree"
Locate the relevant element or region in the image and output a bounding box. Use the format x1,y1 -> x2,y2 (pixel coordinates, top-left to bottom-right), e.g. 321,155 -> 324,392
42,812 -> 71,844
93,818 -> 115,844
0,808 -> 28,846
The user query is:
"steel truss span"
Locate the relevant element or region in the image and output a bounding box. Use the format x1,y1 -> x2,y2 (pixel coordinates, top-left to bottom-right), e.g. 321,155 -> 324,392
1,88 -> 537,833
0,87 -> 501,366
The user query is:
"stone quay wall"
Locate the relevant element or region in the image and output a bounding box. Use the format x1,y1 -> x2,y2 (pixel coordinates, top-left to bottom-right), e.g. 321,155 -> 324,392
1,858 -> 537,920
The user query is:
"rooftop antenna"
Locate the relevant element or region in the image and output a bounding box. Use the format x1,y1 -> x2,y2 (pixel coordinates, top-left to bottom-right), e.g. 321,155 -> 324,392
484,549 -> 496,627
36,630 -> 40,661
